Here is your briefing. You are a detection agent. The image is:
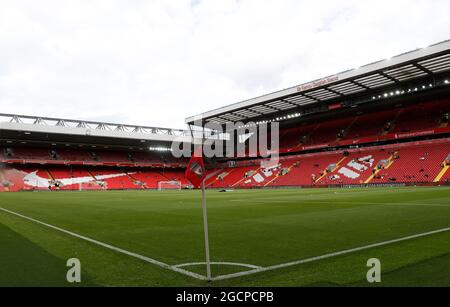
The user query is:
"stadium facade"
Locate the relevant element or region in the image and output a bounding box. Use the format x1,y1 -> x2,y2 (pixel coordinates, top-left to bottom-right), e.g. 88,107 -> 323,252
1,40 -> 450,192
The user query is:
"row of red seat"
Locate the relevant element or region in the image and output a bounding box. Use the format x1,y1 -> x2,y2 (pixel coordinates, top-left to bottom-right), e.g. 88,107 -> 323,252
1,139 -> 449,192
0,166 -> 187,192
3,100 -> 450,165
2,147 -> 181,165
206,139 -> 450,188
278,98 -> 450,152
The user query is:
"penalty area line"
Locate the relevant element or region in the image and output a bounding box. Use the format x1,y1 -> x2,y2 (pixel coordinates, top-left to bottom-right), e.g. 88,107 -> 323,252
212,226 -> 450,281
0,207 -> 207,281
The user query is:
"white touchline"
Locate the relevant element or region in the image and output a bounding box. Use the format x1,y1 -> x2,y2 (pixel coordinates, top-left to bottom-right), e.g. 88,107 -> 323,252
0,207 -> 207,281
211,227 -> 450,281
1,206 -> 449,283
310,201 -> 450,208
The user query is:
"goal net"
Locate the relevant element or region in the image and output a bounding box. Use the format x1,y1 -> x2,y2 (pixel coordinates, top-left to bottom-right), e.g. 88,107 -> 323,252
157,181 -> 182,191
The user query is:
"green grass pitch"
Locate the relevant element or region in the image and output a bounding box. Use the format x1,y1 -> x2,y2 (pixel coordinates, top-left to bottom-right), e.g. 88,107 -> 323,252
0,187 -> 450,287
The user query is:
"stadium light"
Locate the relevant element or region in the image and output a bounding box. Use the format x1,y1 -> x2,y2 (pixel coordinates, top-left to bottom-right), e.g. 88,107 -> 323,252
445,80 -> 449,84
149,146 -> 172,152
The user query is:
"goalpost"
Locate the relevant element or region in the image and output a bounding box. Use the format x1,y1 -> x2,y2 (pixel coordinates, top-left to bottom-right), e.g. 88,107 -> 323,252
157,181 -> 182,191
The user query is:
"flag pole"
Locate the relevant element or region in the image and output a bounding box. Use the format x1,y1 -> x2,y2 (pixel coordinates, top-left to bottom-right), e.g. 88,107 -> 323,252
201,179 -> 212,280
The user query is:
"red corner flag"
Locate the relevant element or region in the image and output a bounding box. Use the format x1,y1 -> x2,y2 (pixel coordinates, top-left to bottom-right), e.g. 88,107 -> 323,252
185,147 -> 206,188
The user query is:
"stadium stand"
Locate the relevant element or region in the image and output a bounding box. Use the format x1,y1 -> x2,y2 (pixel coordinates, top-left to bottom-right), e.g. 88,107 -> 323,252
1,103 -> 450,191
202,139 -> 450,188
275,97 -> 450,153
1,40 -> 450,192
57,149 -> 94,162
344,109 -> 399,140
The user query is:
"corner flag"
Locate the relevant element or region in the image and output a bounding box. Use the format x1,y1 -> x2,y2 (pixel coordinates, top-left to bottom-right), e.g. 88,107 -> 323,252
185,147 -> 206,188
185,146 -> 212,280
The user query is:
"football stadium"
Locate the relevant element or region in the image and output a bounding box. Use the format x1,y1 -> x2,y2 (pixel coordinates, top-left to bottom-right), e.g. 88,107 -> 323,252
1,38 -> 450,288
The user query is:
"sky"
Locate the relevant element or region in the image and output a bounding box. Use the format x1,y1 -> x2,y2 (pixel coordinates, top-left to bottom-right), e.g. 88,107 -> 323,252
0,0 -> 449,129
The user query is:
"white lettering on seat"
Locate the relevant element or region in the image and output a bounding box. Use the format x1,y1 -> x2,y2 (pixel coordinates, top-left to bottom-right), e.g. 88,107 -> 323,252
253,173 -> 265,183
347,161 -> 368,172
338,167 -> 360,179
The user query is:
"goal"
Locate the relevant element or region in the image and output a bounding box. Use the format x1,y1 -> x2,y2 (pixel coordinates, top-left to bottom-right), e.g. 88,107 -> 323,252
157,181 -> 182,191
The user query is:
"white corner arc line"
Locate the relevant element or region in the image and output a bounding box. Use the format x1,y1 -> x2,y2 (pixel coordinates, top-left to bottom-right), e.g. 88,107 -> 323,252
2,206 -> 449,283
0,207 -> 207,281
211,227 -> 450,281
173,262 -> 262,269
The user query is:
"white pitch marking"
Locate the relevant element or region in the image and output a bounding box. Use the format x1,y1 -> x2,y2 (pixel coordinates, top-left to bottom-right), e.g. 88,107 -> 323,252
211,227 -> 450,281
173,262 -> 262,269
2,206 -> 449,283
382,203 -> 450,208
311,201 -> 450,208
230,199 -> 292,203
0,207 -> 207,281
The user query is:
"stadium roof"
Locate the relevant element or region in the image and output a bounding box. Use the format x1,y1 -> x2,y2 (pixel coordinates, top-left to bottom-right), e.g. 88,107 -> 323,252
0,113 -> 191,149
186,40 -> 450,126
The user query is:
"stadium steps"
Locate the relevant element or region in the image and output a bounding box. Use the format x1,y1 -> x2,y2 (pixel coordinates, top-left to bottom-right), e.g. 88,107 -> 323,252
303,123 -> 320,145
434,164 -> 450,182
340,116 -> 359,140
231,166 -> 262,187
364,154 -> 396,184
381,109 -> 402,135
390,108 -> 404,130
263,162 -> 297,187
45,168 -> 56,181
126,172 -> 147,189
87,170 -> 98,180
263,172 -> 282,187
206,169 -> 227,187
315,157 -> 347,184
158,172 -> 171,181
263,177 -> 277,187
